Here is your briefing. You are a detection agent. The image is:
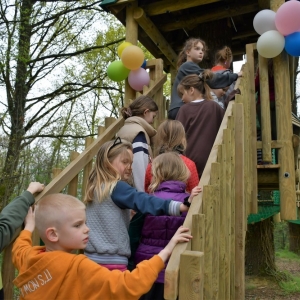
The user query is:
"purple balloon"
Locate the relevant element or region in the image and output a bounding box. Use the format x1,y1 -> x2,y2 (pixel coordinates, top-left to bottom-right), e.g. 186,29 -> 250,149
128,68 -> 150,91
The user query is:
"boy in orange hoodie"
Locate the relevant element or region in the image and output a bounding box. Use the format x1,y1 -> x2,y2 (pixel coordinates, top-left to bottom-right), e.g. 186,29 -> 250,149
12,193 -> 192,300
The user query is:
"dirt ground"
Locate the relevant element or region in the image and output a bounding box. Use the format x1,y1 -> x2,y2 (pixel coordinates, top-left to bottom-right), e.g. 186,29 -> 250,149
245,257 -> 300,299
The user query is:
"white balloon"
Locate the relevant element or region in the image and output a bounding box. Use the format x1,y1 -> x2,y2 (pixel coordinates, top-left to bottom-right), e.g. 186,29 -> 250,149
253,9 -> 277,35
257,30 -> 285,58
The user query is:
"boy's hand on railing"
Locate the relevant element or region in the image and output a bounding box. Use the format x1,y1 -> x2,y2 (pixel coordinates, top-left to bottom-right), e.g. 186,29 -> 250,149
27,182 -> 45,195
24,206 -> 35,233
158,226 -> 192,263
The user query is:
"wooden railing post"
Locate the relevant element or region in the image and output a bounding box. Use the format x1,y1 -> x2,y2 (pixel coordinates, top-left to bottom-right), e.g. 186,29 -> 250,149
245,44 -> 258,214
178,251 -> 204,300
234,103 -> 245,299
67,151 -> 80,197
81,137 -> 94,200
125,1 -> 138,105
191,214 -> 205,252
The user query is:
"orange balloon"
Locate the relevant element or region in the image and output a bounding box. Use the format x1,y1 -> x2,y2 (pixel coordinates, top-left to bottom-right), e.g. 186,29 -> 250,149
121,45 -> 145,70
117,41 -> 132,57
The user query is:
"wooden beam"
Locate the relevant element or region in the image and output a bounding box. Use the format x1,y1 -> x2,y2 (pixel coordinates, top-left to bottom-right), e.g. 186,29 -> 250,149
125,1 -> 138,105
258,0 -> 270,9
143,0 -> 220,16
232,30 -> 258,40
133,7 -> 178,68
160,3 -> 259,32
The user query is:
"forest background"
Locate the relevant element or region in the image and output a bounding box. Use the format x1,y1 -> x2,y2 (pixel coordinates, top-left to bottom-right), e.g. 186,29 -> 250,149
0,0 -> 171,207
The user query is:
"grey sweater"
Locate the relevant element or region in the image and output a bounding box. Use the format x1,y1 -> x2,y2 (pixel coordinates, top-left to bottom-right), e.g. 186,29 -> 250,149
84,181 -> 182,265
169,61 -> 238,113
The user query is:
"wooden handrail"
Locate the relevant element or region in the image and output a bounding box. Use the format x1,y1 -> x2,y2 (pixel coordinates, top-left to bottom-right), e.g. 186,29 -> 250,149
164,100 -> 235,299
35,117 -> 124,202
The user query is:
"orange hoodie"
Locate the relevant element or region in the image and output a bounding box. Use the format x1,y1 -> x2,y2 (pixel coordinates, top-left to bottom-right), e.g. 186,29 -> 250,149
13,231 -> 165,300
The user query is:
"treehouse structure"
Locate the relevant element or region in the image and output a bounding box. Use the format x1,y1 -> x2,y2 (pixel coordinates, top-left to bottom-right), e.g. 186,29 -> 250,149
2,0 -> 300,299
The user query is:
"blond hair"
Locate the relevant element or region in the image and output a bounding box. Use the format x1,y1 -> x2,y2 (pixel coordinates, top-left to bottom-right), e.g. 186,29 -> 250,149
120,95 -> 158,119
177,37 -> 207,69
177,70 -> 214,100
153,120 -> 187,157
84,139 -> 133,203
148,152 -> 190,193
35,194 -> 84,240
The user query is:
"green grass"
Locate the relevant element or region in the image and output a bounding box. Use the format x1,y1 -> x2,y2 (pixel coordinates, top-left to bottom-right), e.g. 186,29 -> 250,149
279,274 -> 300,294
275,249 -> 300,294
245,282 -> 256,290
276,249 -> 300,261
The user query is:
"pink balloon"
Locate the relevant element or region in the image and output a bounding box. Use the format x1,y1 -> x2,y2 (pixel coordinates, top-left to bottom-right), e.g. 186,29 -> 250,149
275,0 -> 300,36
128,68 -> 150,91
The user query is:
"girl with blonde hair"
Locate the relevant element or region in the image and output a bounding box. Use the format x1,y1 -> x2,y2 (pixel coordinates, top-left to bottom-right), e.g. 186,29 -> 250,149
84,139 -> 192,272
117,95 -> 159,270
144,119 -> 199,193
135,152 -> 201,300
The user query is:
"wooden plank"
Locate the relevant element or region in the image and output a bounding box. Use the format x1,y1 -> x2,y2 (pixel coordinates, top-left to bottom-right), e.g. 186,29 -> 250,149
257,164 -> 280,169
98,126 -> 105,136
67,151 -> 80,197
191,214 -> 205,252
178,251 -> 204,300
270,0 -> 296,220
82,137 -> 94,200
202,185 -> 214,300
210,162 -> 220,299
105,117 -> 117,127
246,43 -> 258,214
133,7 -> 178,68
257,140 -> 283,149
228,116 -> 236,300
270,0 -> 284,12
143,0 -> 220,16
124,1 -> 138,105
234,103 -> 245,299
35,118 -> 124,202
224,128 -> 232,300
259,56 -> 272,162
160,3 -> 259,32
164,101 -> 234,299
218,144 -> 226,299
273,51 -> 297,220
235,64 -> 251,219
258,0 -> 270,9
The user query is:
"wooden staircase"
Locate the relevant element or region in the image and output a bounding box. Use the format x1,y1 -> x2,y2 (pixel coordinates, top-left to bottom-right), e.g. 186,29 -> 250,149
3,47 -> 299,298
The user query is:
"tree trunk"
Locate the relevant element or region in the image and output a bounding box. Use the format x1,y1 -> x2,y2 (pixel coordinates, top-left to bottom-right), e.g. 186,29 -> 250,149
245,218 -> 276,275
289,222 -> 300,254
0,0 -> 34,207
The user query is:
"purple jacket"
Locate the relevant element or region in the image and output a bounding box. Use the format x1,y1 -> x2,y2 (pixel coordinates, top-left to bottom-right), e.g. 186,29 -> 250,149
134,180 -> 190,283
